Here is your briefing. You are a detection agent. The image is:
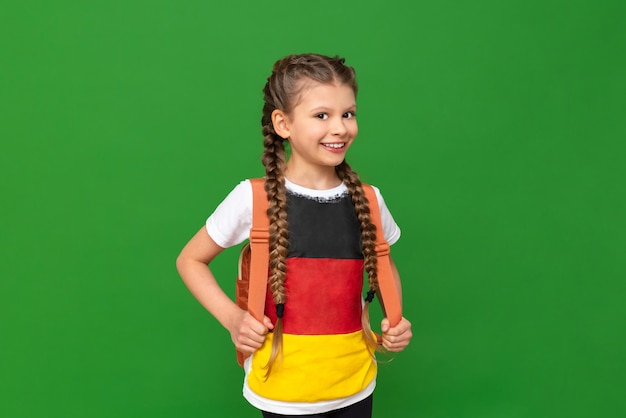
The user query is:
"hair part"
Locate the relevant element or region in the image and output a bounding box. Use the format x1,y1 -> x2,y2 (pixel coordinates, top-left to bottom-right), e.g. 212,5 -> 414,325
261,53 -> 358,126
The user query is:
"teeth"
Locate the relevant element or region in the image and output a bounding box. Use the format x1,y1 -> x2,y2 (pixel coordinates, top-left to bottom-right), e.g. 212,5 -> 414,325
323,143 -> 345,149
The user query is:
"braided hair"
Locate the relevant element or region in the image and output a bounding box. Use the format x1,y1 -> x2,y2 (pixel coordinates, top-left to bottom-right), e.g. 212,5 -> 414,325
260,54 -> 381,378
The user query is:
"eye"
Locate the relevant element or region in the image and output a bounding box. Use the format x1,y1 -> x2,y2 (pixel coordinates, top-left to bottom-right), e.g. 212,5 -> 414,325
343,111 -> 356,119
315,113 -> 329,120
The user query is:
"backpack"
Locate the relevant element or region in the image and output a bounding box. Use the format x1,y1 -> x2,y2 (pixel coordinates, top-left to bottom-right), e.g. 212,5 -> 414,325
235,178 -> 402,366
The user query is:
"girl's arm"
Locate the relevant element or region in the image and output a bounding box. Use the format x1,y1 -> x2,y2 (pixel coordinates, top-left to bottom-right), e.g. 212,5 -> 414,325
176,227 -> 273,356
380,256 -> 412,352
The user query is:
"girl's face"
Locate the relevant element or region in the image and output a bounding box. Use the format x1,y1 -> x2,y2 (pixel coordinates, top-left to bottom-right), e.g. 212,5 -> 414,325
273,81 -> 358,178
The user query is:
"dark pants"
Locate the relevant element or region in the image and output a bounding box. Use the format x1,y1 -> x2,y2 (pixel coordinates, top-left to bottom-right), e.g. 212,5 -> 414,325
261,395 -> 373,418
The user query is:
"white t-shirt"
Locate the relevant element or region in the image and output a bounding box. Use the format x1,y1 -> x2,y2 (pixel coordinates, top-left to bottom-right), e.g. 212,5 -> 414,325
206,178 -> 401,414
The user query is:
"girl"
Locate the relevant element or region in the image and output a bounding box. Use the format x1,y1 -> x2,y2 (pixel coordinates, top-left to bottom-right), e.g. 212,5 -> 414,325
176,53 -> 412,417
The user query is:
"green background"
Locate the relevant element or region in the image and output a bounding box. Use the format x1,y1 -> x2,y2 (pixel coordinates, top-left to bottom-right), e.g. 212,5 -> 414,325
2,1 -> 625,417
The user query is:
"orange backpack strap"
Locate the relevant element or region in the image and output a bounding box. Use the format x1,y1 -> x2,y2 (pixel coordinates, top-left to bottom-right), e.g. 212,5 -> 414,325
247,178 -> 270,322
362,184 -> 403,327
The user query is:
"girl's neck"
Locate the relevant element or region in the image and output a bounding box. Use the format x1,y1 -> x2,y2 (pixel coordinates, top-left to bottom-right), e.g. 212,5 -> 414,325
284,162 -> 342,190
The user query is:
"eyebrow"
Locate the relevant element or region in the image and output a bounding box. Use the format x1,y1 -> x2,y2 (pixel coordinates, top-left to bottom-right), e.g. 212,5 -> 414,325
309,105 -> 357,113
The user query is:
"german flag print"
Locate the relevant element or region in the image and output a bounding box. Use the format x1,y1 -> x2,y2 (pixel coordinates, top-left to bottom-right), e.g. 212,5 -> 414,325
247,191 -> 377,402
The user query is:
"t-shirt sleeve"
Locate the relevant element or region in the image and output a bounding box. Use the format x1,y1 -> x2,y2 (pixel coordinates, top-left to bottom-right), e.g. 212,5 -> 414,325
205,180 -> 253,248
372,186 -> 401,246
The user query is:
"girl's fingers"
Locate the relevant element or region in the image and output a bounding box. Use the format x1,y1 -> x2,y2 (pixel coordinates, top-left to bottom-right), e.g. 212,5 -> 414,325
381,317 -> 412,351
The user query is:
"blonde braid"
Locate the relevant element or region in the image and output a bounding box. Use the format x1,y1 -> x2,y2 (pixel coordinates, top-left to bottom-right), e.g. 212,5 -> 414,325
261,123 -> 289,378
336,161 -> 383,354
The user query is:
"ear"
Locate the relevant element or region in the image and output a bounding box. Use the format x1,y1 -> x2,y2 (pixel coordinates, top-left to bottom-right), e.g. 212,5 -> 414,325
271,109 -> 290,139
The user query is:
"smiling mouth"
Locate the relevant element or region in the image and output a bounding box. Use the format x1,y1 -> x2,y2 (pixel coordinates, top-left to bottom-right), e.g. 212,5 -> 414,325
321,143 -> 345,149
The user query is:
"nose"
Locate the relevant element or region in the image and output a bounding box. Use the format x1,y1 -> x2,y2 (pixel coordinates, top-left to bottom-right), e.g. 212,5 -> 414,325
331,117 -> 348,136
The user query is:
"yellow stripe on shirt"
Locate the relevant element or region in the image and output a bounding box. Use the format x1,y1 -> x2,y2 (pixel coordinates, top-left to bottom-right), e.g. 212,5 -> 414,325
247,330 -> 377,402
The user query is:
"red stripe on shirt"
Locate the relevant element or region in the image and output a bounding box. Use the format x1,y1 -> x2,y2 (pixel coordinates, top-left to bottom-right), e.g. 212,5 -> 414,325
265,258 -> 364,335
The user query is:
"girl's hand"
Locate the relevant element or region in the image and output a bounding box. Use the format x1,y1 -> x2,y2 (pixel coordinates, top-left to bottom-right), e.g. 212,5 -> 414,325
380,317 -> 412,352
228,309 -> 274,356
